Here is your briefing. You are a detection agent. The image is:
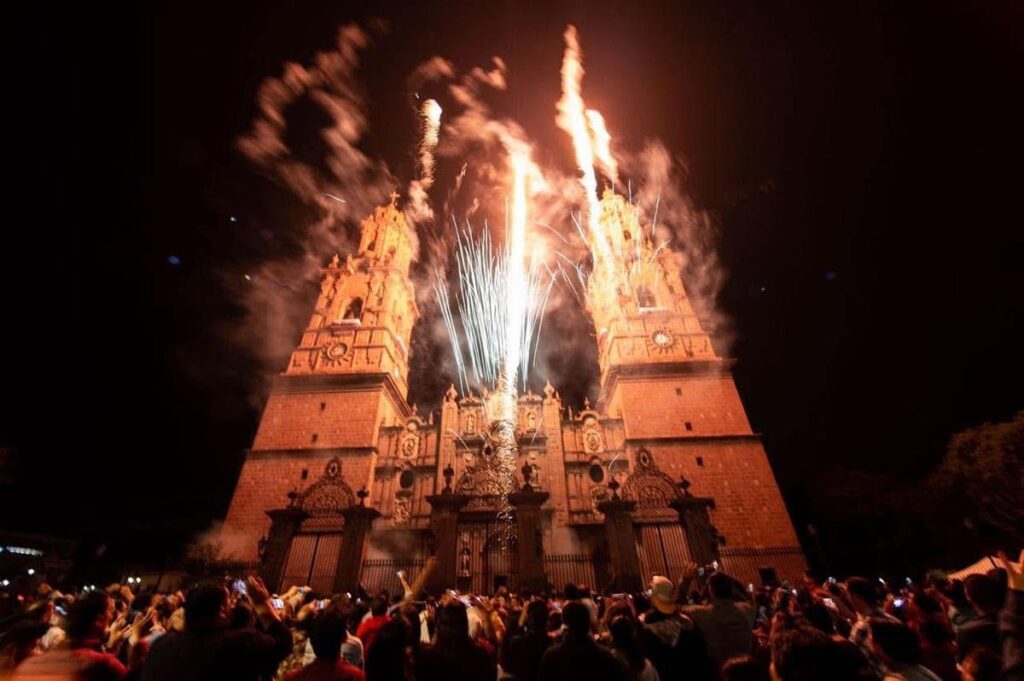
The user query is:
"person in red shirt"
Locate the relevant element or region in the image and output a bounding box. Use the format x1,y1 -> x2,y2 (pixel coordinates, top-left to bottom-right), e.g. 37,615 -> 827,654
355,598 -> 390,655
13,591 -> 126,680
287,610 -> 366,681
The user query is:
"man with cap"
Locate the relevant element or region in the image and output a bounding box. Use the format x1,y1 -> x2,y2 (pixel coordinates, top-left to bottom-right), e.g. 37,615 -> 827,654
638,576 -> 713,681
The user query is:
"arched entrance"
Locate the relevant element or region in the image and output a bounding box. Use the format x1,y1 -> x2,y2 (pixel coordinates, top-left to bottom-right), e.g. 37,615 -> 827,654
280,458 -> 355,592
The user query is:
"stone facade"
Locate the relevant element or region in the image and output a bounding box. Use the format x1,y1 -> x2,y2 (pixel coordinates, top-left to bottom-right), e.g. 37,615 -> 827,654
222,195 -> 806,594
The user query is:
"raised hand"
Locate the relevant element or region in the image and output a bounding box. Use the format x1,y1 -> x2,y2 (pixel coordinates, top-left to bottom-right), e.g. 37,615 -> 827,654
998,549 -> 1024,592
246,575 -> 271,603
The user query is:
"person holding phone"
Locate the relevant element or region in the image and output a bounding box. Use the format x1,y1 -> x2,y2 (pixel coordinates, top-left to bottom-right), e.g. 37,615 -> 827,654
140,576 -> 292,681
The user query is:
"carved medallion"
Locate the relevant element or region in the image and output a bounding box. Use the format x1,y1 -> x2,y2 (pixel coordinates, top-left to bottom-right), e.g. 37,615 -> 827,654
648,330 -> 675,354
322,341 -> 350,366
583,428 -> 604,454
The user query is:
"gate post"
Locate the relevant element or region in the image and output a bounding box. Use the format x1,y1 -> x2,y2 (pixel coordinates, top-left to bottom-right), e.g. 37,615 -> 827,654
333,491 -> 381,594
597,481 -> 643,592
262,506 -> 308,591
508,490 -> 549,592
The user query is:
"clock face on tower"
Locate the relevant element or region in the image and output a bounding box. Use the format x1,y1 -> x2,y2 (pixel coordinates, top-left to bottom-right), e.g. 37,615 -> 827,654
651,330 -> 674,351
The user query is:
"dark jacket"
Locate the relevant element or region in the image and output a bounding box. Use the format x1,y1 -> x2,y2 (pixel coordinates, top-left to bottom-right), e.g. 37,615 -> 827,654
639,610 -> 714,681
539,635 -> 628,681
414,637 -> 496,681
956,614 -> 999,663
505,630 -> 553,681
140,620 -> 292,681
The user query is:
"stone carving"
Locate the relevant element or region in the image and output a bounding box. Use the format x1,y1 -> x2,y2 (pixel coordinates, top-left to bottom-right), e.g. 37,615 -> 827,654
583,428 -> 604,454
297,458 -> 356,516
621,449 -> 683,520
392,492 -> 411,525
401,433 -> 419,459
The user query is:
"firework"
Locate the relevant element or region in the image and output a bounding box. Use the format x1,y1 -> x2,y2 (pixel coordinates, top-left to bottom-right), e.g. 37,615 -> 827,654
433,153 -> 554,529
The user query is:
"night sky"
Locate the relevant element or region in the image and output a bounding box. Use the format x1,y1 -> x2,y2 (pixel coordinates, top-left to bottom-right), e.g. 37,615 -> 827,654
4,0 -> 1021,567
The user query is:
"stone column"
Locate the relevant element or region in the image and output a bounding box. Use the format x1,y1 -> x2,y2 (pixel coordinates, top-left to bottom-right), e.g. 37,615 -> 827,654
333,504 -> 381,593
262,507 -> 308,591
597,498 -> 643,592
425,492 -> 469,594
669,494 -> 720,567
508,490 -> 549,592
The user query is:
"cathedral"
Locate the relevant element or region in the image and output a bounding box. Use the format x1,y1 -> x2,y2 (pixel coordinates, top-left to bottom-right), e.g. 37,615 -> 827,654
221,195 -> 806,596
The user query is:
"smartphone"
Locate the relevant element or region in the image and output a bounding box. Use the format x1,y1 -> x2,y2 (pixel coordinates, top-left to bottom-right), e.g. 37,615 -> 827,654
827,577 -> 837,585
697,567 -> 706,578
270,597 -> 285,610
893,598 -> 905,608
747,583 -> 755,593
232,579 -> 247,596
822,597 -> 837,610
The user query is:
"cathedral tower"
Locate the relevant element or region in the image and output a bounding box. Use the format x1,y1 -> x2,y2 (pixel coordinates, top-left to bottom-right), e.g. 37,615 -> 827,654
586,191 -> 805,579
221,198 -> 419,561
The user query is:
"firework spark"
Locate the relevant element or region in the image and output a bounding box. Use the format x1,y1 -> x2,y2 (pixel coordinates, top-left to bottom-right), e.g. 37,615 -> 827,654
407,98 -> 444,223
434,153 -> 554,531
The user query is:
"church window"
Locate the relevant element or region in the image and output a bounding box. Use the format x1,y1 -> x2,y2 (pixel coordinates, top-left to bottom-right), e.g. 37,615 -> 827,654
696,456 -> 704,467
311,433 -> 319,443
675,388 -> 682,396
399,469 -> 415,489
685,421 -> 693,431
342,298 -> 363,320
636,286 -> 655,308
320,402 -> 327,411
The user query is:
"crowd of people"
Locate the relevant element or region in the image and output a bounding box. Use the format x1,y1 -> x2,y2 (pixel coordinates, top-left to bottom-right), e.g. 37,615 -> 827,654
0,551 -> 1021,681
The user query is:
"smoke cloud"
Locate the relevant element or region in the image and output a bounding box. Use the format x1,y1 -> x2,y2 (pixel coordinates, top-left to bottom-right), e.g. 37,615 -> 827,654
228,22 -> 728,413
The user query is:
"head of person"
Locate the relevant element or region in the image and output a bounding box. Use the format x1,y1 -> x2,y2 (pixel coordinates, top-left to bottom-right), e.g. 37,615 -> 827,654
868,619 -> 921,669
844,577 -> 880,614
184,584 -> 230,629
771,624 -> 874,681
722,655 -> 771,681
435,601 -> 470,643
229,601 -> 255,629
649,575 -> 676,615
310,610 -> 348,660
562,601 -> 591,639
370,596 -> 388,617
709,572 -> 735,600
564,583 -> 581,601
963,573 -> 1005,617
1,621 -> 50,668
961,647 -> 1002,681
608,615 -> 643,669
65,591 -> 114,643
366,619 -> 410,681
803,603 -> 834,636
526,599 -> 548,632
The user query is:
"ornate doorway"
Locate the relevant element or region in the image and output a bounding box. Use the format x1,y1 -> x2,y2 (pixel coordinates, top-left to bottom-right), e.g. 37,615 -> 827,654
280,458 -> 355,592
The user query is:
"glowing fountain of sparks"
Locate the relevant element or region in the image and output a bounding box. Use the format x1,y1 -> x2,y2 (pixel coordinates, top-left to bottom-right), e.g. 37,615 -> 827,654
555,26 -> 671,326
433,153 -> 554,532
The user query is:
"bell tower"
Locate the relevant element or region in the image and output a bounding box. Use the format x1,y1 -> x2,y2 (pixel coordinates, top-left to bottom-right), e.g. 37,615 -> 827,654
284,195 -> 419,395
221,197 -> 419,561
587,190 -> 804,568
